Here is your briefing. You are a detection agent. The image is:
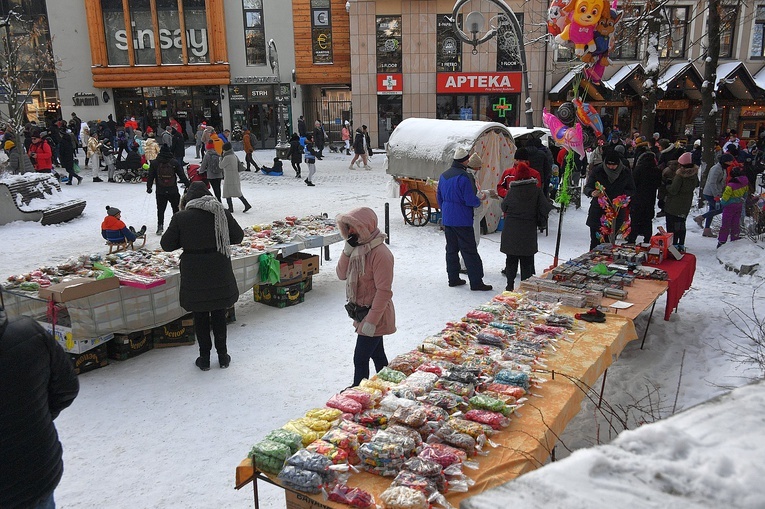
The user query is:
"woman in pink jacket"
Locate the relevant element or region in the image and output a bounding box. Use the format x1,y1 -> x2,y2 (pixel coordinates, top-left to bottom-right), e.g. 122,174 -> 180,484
336,207 -> 396,387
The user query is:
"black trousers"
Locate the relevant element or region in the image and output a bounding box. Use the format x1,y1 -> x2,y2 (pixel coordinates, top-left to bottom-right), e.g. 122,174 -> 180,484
291,162 -> 301,176
444,225 -> 484,286
665,213 -> 687,246
156,190 -> 180,227
245,152 -> 257,170
193,309 -> 228,359
505,255 -> 534,290
352,334 -> 387,386
208,178 -> 222,202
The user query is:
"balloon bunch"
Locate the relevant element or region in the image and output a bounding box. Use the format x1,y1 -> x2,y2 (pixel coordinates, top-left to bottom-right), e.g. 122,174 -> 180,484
595,182 -> 631,244
548,0 -> 623,84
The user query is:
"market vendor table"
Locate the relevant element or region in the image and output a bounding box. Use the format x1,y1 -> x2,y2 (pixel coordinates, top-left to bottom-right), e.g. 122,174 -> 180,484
234,311 -> 638,509
651,253 -> 696,321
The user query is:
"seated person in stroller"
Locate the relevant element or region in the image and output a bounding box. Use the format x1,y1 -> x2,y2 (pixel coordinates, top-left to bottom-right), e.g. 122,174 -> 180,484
101,206 -> 145,244
260,157 -> 284,175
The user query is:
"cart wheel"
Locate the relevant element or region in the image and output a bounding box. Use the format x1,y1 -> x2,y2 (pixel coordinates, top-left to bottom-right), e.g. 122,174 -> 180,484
114,174 -> 125,183
401,189 -> 431,226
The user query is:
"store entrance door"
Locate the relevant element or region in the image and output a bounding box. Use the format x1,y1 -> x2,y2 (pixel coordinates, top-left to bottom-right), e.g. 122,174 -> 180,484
247,103 -> 277,149
377,95 -> 402,148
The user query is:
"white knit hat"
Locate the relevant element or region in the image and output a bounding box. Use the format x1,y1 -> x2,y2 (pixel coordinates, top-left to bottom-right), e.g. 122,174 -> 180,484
453,147 -> 469,161
467,153 -> 482,169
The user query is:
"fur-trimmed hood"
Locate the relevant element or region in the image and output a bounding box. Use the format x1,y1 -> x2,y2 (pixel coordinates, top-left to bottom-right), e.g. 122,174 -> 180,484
336,207 -> 383,245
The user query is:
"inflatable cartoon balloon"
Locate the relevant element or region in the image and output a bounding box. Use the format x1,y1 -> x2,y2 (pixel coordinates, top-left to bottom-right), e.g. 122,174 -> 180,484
547,0 -> 572,37
572,98 -> 604,137
581,7 -> 622,83
556,101 -> 577,127
555,0 -> 607,56
543,108 -> 586,160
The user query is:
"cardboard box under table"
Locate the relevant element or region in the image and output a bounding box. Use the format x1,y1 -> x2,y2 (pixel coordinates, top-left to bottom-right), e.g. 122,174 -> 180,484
108,329 -> 154,360
69,343 -> 109,375
252,280 -> 305,308
153,313 -> 195,347
235,310 -> 638,508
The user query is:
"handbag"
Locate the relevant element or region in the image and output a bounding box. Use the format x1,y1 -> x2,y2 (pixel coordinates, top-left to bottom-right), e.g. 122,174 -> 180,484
344,302 -> 370,322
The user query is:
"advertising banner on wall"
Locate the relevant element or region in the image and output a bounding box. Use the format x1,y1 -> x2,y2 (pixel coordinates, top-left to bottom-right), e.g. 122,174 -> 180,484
377,74 -> 403,95
311,0 -> 333,64
436,72 -> 522,94
376,16 -> 402,74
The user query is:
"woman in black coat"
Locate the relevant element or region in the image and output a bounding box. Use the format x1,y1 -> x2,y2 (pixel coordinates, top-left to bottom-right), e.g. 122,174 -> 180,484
583,149 -> 636,250
58,131 -> 81,185
626,151 -> 662,244
289,133 -> 302,178
500,166 -> 554,291
160,181 -> 244,371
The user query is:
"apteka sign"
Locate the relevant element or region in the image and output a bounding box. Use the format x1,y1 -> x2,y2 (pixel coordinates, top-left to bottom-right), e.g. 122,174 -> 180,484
437,72 -> 522,94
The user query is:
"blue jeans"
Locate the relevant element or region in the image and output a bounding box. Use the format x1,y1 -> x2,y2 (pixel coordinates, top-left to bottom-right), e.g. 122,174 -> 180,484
32,493 -> 55,509
700,194 -> 722,228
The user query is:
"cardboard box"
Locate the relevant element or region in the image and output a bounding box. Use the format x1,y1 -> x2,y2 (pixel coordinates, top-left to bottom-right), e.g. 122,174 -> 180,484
37,321 -> 114,354
288,252 -> 320,276
253,281 -> 305,308
302,274 -> 313,293
108,330 -> 154,361
153,314 -> 196,348
69,343 -> 109,375
276,254 -> 303,283
38,276 -> 120,303
285,491 -> 333,509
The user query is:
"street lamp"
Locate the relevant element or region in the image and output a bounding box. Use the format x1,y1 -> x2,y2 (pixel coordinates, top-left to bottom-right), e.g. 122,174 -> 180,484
267,39 -> 291,159
451,0 -> 534,128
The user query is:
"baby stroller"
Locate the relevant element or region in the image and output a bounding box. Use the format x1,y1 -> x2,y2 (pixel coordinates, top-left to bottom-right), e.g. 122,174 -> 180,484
187,164 -> 210,189
113,163 -> 143,183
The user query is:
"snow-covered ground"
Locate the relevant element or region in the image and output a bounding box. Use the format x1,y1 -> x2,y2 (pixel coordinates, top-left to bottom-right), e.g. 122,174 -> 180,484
1,145 -> 763,508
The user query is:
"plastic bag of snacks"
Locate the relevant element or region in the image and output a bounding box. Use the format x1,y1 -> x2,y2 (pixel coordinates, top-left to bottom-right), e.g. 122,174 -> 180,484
379,393 -> 418,414
402,457 -> 446,492
306,439 -> 349,464
387,351 -> 430,375
464,409 -> 510,430
356,409 -> 389,427
427,425 -> 476,456
264,429 -> 303,455
419,389 -> 468,412
433,379 -> 475,398
476,327 -> 508,347
442,366 -> 480,385
248,439 -> 291,474
385,423 -> 423,447
469,394 -> 511,416
392,386 -> 425,400
282,420 -> 322,446
277,465 -> 324,494
341,388 -> 376,410
327,393 -> 363,414
447,417 -> 495,438
296,416 -> 333,432
353,385 -> 383,402
493,369 -> 531,391
418,402 -> 450,422
465,310 -> 494,323
417,443 -> 466,468
377,366 -> 407,384
327,483 -> 375,508
378,485 -> 428,509
359,377 -> 398,392
402,367 -> 438,391
321,428 -> 360,452
337,420 -> 376,443
390,405 -> 429,428
391,470 -> 438,497
286,448 -> 334,475
415,362 -> 448,377
305,407 -> 343,422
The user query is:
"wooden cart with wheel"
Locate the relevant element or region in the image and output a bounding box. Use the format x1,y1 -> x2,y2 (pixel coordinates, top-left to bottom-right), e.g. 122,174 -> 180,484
397,176 -> 439,226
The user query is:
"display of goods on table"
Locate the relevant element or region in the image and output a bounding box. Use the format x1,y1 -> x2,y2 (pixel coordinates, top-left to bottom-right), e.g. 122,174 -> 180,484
245,292 -> 579,508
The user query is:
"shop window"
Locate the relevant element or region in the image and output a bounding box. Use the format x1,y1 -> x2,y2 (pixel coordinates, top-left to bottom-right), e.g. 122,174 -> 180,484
243,0 -> 266,66
100,0 -> 210,66
719,6 -> 737,59
751,5 -> 765,58
376,16 -> 402,74
611,5 -> 642,60
311,0 -> 332,64
437,14 -> 461,72
659,6 -> 688,59
496,13 -> 523,72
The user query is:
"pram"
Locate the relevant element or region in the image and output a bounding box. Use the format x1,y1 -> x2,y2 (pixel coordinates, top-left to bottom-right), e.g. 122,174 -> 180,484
114,160 -> 144,183
187,164 -> 210,189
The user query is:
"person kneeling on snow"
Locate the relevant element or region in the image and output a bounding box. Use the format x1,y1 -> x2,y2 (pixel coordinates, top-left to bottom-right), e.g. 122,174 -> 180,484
260,157 -> 284,175
101,206 -> 145,244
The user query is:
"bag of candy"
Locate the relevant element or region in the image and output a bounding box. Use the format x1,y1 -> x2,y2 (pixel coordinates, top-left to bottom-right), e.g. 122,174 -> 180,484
378,485 -> 428,509
427,425 -> 476,456
419,389 -> 468,412
341,388 -> 375,410
377,366 -> 407,383
305,407 -> 343,422
285,448 -> 334,475
356,409 -> 389,427
493,369 -> 531,390
327,483 -> 375,508
264,429 -> 303,455
390,405 -> 429,428
277,465 -> 324,494
469,393 -> 511,416
306,439 -> 349,464
337,420 -> 376,443
385,423 -> 423,447
248,439 -> 291,474
464,409 -> 510,430
327,393 -> 363,414
417,443 -> 466,468
433,379 -> 475,398
321,428 -> 360,452
447,417 -> 495,438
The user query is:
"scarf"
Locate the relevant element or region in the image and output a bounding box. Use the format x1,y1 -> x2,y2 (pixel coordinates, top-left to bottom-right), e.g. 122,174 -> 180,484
345,234 -> 386,304
603,163 -> 622,183
185,195 -> 231,257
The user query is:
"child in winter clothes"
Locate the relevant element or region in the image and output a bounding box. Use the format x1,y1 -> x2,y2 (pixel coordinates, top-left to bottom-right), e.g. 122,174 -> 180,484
101,206 -> 144,244
717,166 -> 749,247
261,157 -> 284,175
303,133 -> 317,186
663,153 -> 699,252
100,139 -> 116,182
496,148 -> 542,198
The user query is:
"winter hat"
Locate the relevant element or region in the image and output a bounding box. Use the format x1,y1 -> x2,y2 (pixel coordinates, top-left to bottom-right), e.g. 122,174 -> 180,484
222,142 -> 232,151
205,141 -> 214,150
658,139 -> 671,150
3,140 -> 14,150
453,147 -> 469,162
693,139 -> 701,147
106,205 -> 121,217
603,150 -> 620,165
635,136 -> 649,148
652,132 -> 660,140
467,153 -> 482,169
726,145 -> 739,157
552,164 -> 559,175
614,144 -> 625,155
678,152 -> 694,167
514,147 -> 529,161
719,154 -> 735,166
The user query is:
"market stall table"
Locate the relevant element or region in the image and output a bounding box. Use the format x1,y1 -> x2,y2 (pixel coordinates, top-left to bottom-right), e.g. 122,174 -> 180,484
234,309 -> 638,509
651,253 -> 696,321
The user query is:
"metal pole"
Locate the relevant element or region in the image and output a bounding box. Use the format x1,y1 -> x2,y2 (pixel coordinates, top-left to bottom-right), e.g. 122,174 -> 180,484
384,202 -> 390,244
451,0 -> 534,128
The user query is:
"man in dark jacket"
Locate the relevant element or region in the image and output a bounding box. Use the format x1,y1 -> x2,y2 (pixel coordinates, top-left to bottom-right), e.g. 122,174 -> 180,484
583,149 -> 636,250
436,147 -> 492,291
313,121 -> 325,159
171,128 -> 186,168
297,115 -> 307,138
0,295 -> 79,509
526,138 -> 554,198
147,145 -> 190,235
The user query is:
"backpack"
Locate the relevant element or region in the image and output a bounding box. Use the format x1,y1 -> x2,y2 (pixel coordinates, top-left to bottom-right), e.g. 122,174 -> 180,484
157,159 -> 177,187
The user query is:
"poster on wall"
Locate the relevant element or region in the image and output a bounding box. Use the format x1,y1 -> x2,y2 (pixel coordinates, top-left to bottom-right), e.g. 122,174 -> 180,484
311,0 -> 333,64
376,16 -> 402,74
437,14 -> 461,73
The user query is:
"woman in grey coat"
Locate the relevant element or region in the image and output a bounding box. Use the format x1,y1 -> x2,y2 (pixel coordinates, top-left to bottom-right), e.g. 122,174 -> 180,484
5,140 -> 34,174
200,141 -> 224,202
500,165 -> 554,291
220,142 -> 251,213
160,181 -> 244,370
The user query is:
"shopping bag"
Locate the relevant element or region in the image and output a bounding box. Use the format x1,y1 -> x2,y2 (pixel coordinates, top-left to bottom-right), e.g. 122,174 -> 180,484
93,262 -> 115,280
259,253 -> 280,285
73,160 -> 81,174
